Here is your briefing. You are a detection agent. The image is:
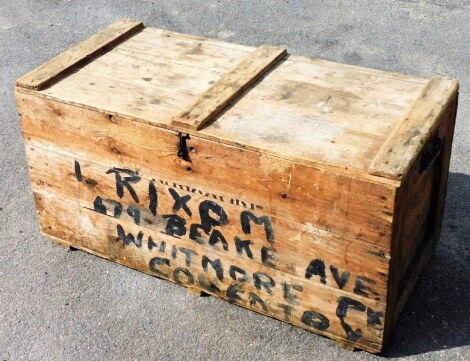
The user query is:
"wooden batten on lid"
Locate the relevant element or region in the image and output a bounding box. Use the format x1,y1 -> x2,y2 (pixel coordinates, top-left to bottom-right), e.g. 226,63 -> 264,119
15,19 -> 459,353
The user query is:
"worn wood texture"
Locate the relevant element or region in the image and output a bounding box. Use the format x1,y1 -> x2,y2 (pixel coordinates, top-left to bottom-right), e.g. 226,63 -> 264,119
15,22 -> 460,354
369,76 -> 459,179
381,94 -> 458,344
36,27 -> 426,173
17,92 -> 397,246
24,143 -> 391,301
171,45 -> 287,130
393,96 -> 458,322
32,186 -> 386,353
16,19 -> 143,90
18,92 -> 392,352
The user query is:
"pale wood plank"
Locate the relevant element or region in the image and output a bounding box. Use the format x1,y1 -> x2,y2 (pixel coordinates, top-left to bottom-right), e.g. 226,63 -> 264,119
24,143 -> 391,300
171,45 -> 287,130
289,55 -> 427,85
16,19 -> 143,90
368,76 -> 459,179
17,92 -> 397,245
34,190 -> 386,352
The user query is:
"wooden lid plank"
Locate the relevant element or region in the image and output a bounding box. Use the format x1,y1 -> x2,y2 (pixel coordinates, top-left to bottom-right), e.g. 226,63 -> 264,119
16,19 -> 143,91
368,76 -> 459,180
171,45 -> 287,131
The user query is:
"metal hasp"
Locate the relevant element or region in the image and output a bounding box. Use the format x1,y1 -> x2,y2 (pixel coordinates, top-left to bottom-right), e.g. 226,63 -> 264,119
177,132 -> 191,162
420,133 -> 443,172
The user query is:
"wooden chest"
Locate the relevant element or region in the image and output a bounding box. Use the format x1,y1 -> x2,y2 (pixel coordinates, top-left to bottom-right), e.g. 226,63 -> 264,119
16,20 -> 459,353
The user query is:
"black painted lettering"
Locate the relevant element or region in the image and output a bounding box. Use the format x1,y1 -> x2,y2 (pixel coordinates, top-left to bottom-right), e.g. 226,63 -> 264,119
147,236 -> 166,252
106,168 -> 141,203
282,282 -> 303,305
249,293 -> 267,311
93,196 -> 107,215
149,257 -> 170,276
108,199 -> 123,218
367,307 -> 383,326
278,303 -> 294,320
127,205 -> 141,225
189,223 -> 207,244
240,211 -> 274,243
198,274 -> 221,293
354,276 -> 375,297
330,265 -> 350,290
229,265 -> 249,283
169,188 -> 192,217
94,197 -> 123,218
208,229 -> 229,251
253,272 -> 275,295
227,284 -> 244,302
148,180 -> 158,216
305,259 -> 327,284
336,296 -> 366,342
74,160 -> 82,182
199,200 -> 228,234
301,311 -> 330,331
173,267 -> 194,285
234,237 -> 253,259
261,246 -> 277,268
163,214 -> 186,237
116,224 -> 143,248
201,256 -> 224,281
178,247 -> 198,267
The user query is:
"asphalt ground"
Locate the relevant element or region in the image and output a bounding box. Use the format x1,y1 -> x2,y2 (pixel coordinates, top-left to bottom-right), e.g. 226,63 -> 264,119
0,1 -> 469,360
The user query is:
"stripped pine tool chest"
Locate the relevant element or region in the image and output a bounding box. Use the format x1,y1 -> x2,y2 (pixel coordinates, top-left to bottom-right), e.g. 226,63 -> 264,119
16,20 -> 459,353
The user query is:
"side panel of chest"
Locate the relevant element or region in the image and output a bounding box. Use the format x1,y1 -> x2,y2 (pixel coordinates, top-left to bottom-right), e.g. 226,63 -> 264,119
17,91 -> 396,352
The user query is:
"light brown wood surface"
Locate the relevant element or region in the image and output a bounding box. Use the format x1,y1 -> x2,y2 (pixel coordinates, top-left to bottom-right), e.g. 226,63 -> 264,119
33,190 -> 386,353
369,76 -> 459,179
24,143 -> 391,300
171,45 -> 287,130
27,27 -> 428,173
17,92 -> 397,246
18,91 -> 393,352
16,19 -> 143,90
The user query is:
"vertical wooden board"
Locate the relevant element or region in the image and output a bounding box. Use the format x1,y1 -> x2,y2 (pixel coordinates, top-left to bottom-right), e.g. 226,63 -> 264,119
382,94 -> 458,343
17,91 -> 397,247
392,96 -> 458,323
396,165 -> 436,278
34,190 -> 386,353
430,97 -> 458,245
25,142 -> 390,302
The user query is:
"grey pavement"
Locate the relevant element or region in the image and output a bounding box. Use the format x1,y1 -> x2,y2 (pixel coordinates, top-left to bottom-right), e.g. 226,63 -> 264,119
0,1 -> 469,360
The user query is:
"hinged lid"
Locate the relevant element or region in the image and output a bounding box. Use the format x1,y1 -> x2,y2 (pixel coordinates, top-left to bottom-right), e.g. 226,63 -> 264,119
16,20 -> 459,181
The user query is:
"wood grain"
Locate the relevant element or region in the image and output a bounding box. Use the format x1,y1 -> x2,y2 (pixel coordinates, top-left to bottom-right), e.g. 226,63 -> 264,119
368,76 -> 459,179
16,19 -> 143,90
381,94 -> 458,345
35,26 -> 426,173
17,92 -> 397,246
171,45 -> 287,130
34,190 -> 386,353
15,22 -> 460,353
24,142 -> 391,301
